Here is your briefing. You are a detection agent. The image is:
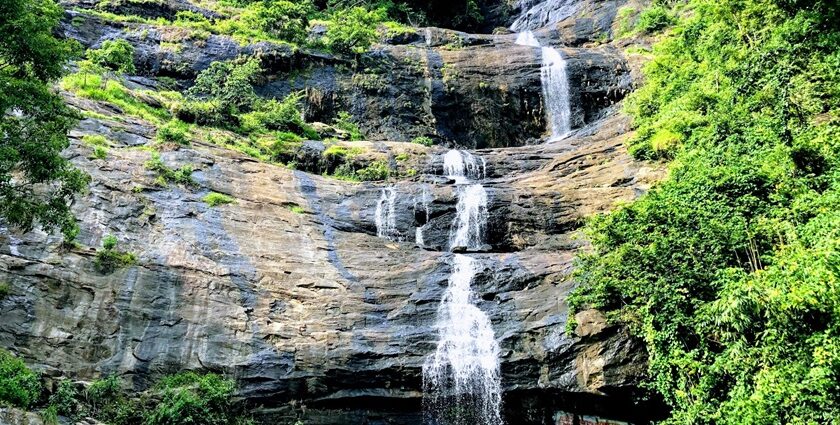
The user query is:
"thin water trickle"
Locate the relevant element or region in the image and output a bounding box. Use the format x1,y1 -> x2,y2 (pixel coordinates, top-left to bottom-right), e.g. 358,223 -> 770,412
414,185 -> 433,247
515,30 -> 572,141
375,187 -> 398,241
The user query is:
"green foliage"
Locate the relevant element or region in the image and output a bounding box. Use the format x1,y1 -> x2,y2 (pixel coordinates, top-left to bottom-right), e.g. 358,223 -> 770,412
411,135 -> 434,146
356,159 -> 390,181
0,349 -> 42,409
157,119 -> 191,145
94,234 -> 137,273
332,111 -> 363,141
82,134 -> 110,146
144,372 -> 243,425
145,153 -> 196,187
185,57 -> 261,125
239,0 -> 313,44
86,39 -> 136,73
0,0 -> 89,241
238,93 -> 316,138
61,73 -> 171,123
635,5 -> 674,34
570,0 -> 840,423
84,375 -> 138,424
322,6 -> 386,55
91,145 -> 108,160
49,380 -> 78,418
0,281 -> 9,300
202,192 -> 235,207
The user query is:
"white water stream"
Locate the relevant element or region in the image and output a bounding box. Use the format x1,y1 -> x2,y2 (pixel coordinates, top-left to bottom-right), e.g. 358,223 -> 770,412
515,30 -> 572,140
423,254 -> 504,425
375,186 -> 398,241
422,149 -> 502,424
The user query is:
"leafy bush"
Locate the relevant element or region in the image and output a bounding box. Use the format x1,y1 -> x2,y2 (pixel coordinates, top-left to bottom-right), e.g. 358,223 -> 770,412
91,145 -> 108,160
49,380 -> 78,418
570,0 -> 840,423
323,6 -> 386,54
186,57 -> 261,124
202,192 -> 235,207
332,111 -> 363,141
144,372 -> 243,425
240,0 -> 313,44
0,349 -> 42,409
356,159 -> 390,181
157,119 -> 191,145
173,100 -> 225,127
145,153 -> 196,187
94,235 -> 137,274
635,5 -> 674,34
411,136 -> 434,146
238,93 -> 314,137
86,39 -> 136,73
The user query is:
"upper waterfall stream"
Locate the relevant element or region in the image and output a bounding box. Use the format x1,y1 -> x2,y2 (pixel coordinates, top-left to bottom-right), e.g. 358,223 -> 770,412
515,30 -> 572,140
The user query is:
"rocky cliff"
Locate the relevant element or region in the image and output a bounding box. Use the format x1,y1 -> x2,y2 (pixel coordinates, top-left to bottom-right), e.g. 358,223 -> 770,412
0,0 -> 664,423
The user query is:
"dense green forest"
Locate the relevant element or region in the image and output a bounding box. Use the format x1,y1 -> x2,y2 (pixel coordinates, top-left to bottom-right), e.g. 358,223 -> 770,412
570,0 -> 840,423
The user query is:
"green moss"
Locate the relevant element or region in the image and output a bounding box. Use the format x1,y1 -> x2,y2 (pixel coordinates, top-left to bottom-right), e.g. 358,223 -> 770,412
0,282 -> 9,300
203,192 -> 235,207
91,145 -> 108,160
286,203 -> 305,214
82,134 -> 110,146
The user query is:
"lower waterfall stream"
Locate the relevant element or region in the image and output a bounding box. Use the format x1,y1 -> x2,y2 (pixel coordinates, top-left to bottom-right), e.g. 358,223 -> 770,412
422,150 -> 503,424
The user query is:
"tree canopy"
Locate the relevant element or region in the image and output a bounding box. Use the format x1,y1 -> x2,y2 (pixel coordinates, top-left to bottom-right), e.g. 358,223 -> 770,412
0,0 -> 87,240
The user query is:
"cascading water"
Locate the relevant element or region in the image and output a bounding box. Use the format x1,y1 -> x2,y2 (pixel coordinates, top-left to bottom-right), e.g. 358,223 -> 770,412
423,149 -> 502,424
423,254 -> 503,425
443,149 -> 485,184
375,187 -> 398,241
449,184 -> 488,251
514,30 -> 572,141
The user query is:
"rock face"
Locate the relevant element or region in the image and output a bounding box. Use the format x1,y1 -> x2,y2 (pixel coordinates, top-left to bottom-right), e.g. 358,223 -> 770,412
0,1 -> 665,424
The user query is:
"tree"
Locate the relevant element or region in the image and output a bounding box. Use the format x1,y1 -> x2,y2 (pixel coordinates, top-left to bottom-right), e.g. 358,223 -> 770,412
0,0 -> 88,240
85,38 -> 136,74
184,57 -> 261,123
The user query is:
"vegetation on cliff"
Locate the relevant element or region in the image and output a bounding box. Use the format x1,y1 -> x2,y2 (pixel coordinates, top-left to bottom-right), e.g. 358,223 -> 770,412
570,0 -> 840,423
0,351 -> 250,425
0,0 -> 89,240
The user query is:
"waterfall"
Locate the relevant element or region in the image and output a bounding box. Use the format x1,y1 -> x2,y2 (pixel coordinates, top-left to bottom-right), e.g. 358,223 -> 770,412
375,187 -> 398,241
515,30 -> 572,141
449,184 -> 489,251
443,149 -> 485,184
423,254 -> 503,425
423,149 -> 502,424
